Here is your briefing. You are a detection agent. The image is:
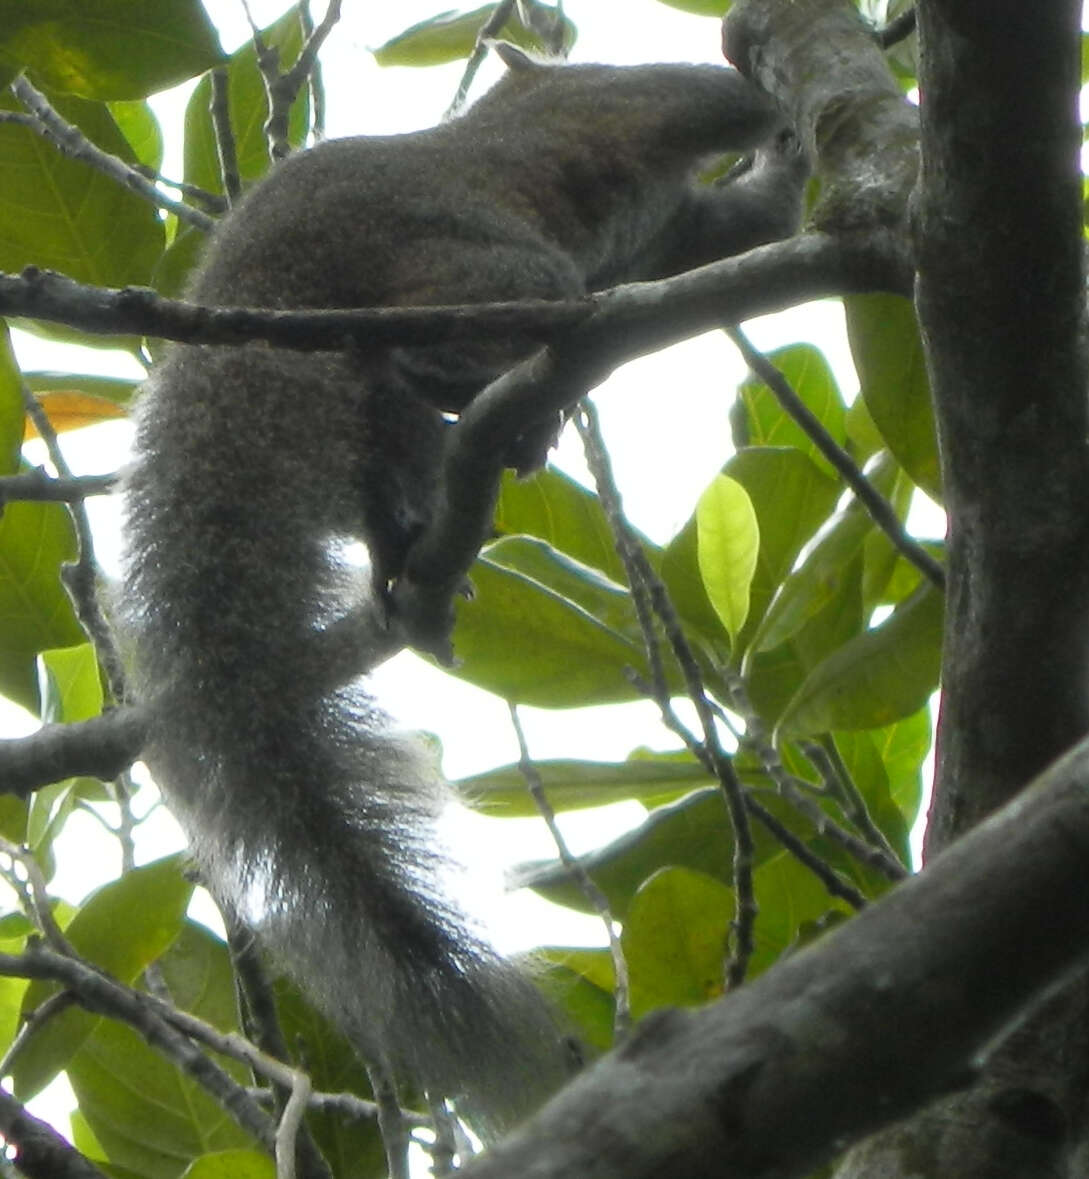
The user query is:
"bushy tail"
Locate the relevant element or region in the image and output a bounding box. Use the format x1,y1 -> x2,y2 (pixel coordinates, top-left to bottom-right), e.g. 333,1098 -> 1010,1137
123,345 -> 564,1132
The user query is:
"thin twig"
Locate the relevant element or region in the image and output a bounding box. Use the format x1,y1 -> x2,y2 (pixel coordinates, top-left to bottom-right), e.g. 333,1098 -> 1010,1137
447,0 -> 519,118
0,944 -> 280,1151
726,676 -> 908,881
575,401 -> 757,988
210,67 -> 242,205
727,325 -> 944,590
879,7 -> 916,48
19,381 -> 127,703
626,673 -> 867,911
802,737 -> 908,867
10,75 -> 214,231
367,1063 -> 411,1179
0,838 -> 78,955
276,1069 -> 312,1179
0,470 -> 116,505
508,703 -> 631,1038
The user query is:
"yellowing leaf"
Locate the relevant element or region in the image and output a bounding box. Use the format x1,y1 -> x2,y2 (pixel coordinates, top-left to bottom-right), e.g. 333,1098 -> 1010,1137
23,392 -> 126,438
696,474 -> 759,645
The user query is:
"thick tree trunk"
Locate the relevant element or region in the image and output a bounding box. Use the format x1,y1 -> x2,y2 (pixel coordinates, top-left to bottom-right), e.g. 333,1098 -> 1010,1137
841,0 -> 1089,1174
730,0 -> 1089,1173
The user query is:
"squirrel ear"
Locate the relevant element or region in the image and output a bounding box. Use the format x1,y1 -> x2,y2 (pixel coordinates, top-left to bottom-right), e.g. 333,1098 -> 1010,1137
489,41 -> 540,72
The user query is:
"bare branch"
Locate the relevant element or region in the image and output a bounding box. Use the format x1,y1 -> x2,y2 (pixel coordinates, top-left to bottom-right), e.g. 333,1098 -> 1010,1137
0,709 -> 147,798
508,703 -> 631,1038
457,737 -> 1089,1179
0,1087 -> 107,1179
0,470 -> 116,504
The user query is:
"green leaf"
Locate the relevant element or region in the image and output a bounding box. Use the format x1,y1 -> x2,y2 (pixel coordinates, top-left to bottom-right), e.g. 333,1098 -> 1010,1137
69,1020 -> 255,1177
14,855 -> 193,1098
538,949 -> 616,1053
495,466 -> 630,584
0,490 -> 84,712
183,1153 -> 276,1179
696,473 -> 759,645
270,977 -> 385,1176
183,9 -> 309,196
108,99 -> 164,172
624,867 -> 733,1014
520,776 -> 877,921
28,645 -> 109,869
746,452 -> 900,660
452,538 -> 650,707
744,549 -> 865,726
374,5 -> 577,67
736,343 -> 848,479
728,448 -> 840,649
844,392 -> 885,463
845,293 -> 941,502
0,326 -> 24,471
624,852 -> 853,1014
38,643 -> 103,725
829,708 -> 931,866
0,0 -> 223,100
458,750 -> 713,816
778,583 -> 943,737
661,448 -> 839,654
0,90 -> 165,332
653,0 -> 730,16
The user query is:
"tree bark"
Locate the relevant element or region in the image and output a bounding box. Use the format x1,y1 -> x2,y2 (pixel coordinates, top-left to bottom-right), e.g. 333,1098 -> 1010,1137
838,0 -> 1089,1173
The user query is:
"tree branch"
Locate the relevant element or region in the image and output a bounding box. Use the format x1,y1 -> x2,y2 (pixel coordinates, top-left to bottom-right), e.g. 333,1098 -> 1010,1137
393,231 -> 909,654
459,736 -> 1089,1179
0,1087 -> 107,1179
0,709 -> 146,798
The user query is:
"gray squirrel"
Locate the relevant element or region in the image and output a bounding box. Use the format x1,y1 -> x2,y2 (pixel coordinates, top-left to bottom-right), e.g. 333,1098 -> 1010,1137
122,45 -> 806,1133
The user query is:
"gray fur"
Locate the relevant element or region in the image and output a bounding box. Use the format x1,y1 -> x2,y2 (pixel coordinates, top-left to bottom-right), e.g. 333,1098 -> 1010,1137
123,54 -> 805,1132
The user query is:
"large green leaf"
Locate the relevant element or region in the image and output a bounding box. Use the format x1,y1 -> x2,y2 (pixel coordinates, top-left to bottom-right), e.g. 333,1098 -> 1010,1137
495,466 -> 630,584
653,0 -> 731,16
778,583 -> 943,737
624,852 -> 851,1015
846,293 -> 941,501
66,922 -> 267,1178
458,749 -> 713,816
744,550 -> 865,727
0,90 -> 165,326
0,327 -> 84,710
0,325 -> 24,470
624,867 -> 733,1015
14,854 -> 193,1098
537,949 -> 617,1054
0,0 -> 222,100
452,538 -> 651,707
27,644 -> 109,876
374,4 -> 577,67
68,1020 -> 256,1178
728,447 -> 841,650
745,452 -> 901,660
736,342 -> 849,479
0,492 -> 84,711
108,98 -> 164,172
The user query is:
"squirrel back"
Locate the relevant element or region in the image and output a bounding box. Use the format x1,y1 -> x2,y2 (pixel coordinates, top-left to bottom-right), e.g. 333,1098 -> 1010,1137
123,49 -> 805,1134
